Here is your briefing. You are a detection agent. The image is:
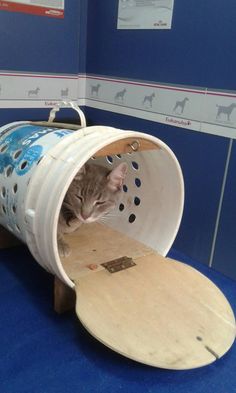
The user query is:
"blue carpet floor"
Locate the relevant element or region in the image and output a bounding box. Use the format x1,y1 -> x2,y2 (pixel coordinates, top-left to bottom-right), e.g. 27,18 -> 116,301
0,245 -> 235,393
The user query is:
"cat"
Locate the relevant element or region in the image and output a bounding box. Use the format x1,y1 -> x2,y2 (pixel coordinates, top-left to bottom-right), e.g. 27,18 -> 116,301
57,162 -> 128,257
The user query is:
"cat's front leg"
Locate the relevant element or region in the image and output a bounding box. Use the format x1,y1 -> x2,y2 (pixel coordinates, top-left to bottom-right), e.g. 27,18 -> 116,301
57,233 -> 71,258
65,217 -> 82,233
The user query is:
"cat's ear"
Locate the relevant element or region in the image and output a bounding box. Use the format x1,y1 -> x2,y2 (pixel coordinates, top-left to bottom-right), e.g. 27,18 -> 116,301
107,162 -> 128,191
73,164 -> 86,181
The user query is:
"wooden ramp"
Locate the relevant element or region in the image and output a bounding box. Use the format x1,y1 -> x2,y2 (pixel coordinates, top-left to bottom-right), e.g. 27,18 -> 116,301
61,223 -> 236,370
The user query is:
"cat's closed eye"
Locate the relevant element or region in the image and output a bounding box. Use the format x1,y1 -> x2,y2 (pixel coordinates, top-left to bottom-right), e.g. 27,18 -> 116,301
76,195 -> 83,202
94,201 -> 106,206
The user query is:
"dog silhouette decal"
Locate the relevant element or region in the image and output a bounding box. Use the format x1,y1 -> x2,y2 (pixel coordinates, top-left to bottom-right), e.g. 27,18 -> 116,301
114,88 -> 127,103
90,84 -> 101,97
173,97 -> 189,114
142,93 -> 155,108
216,103 -> 236,122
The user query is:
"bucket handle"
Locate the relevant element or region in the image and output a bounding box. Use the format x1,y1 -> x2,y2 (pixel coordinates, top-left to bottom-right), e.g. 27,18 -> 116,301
48,101 -> 87,128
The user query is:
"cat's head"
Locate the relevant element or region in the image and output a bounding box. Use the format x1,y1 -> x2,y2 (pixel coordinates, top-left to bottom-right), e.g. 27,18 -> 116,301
63,162 -> 128,223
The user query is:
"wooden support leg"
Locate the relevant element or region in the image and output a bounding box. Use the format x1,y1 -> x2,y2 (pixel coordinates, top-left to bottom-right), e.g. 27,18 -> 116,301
0,225 -> 21,249
54,276 -> 76,314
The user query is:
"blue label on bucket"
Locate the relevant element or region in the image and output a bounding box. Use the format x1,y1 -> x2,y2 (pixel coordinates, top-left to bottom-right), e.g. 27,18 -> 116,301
0,124 -> 72,177
17,145 -> 43,176
54,130 -> 72,138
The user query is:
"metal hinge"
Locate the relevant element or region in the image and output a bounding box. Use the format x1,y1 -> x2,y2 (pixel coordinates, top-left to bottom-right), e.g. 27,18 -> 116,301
101,256 -> 136,273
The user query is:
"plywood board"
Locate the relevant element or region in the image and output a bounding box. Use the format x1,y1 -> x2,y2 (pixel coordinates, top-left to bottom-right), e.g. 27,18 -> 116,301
94,137 -> 159,157
61,222 -> 153,279
75,253 -> 235,369
61,222 -> 235,369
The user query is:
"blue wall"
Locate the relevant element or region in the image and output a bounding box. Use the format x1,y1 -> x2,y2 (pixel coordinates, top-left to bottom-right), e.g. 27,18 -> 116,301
212,141 -> 236,280
85,1 -> 236,277
0,0 -> 83,74
86,1 -> 236,89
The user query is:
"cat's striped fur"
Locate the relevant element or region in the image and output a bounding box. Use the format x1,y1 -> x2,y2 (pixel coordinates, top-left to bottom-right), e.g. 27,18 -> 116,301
57,162 -> 128,257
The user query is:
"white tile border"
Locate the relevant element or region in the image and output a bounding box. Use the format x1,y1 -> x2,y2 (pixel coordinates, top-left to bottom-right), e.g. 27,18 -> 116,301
85,75 -> 236,139
0,71 -> 79,108
1,70 -> 236,139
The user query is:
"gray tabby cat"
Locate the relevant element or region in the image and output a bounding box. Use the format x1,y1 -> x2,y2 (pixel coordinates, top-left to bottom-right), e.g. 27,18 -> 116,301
57,162 -> 128,257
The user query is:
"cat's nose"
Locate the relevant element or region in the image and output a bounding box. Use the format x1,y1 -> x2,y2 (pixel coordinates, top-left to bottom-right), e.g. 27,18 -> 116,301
81,212 -> 89,220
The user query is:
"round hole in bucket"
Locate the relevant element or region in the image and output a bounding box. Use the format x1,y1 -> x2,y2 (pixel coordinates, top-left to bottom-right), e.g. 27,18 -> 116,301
20,161 -> 28,170
132,161 -> 139,170
2,205 -> 6,214
12,205 -> 16,214
1,187 -> 6,198
123,185 -> 128,193
128,213 -> 136,223
134,196 -> 141,206
13,183 -> 18,194
5,166 -> 13,177
135,178 -> 141,188
13,149 -> 22,160
106,156 -> 113,164
119,203 -> 125,212
0,144 -> 8,153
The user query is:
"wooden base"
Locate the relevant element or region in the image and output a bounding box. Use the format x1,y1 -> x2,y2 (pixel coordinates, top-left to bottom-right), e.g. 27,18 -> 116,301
0,225 -> 21,249
60,222 -> 236,369
54,276 -> 76,314
61,222 -> 152,280
94,137 -> 159,157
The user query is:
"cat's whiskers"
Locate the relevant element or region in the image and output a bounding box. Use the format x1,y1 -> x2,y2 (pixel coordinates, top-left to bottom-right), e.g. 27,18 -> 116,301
100,210 -> 120,223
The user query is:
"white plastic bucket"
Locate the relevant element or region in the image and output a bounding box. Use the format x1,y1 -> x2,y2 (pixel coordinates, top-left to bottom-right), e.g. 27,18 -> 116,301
0,106 -> 184,288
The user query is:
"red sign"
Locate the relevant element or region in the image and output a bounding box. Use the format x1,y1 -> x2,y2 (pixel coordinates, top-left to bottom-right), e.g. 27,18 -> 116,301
0,1 -> 64,18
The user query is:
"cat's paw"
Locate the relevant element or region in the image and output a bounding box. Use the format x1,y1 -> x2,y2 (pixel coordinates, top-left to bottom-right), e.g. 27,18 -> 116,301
67,217 -> 82,231
58,241 -> 71,258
